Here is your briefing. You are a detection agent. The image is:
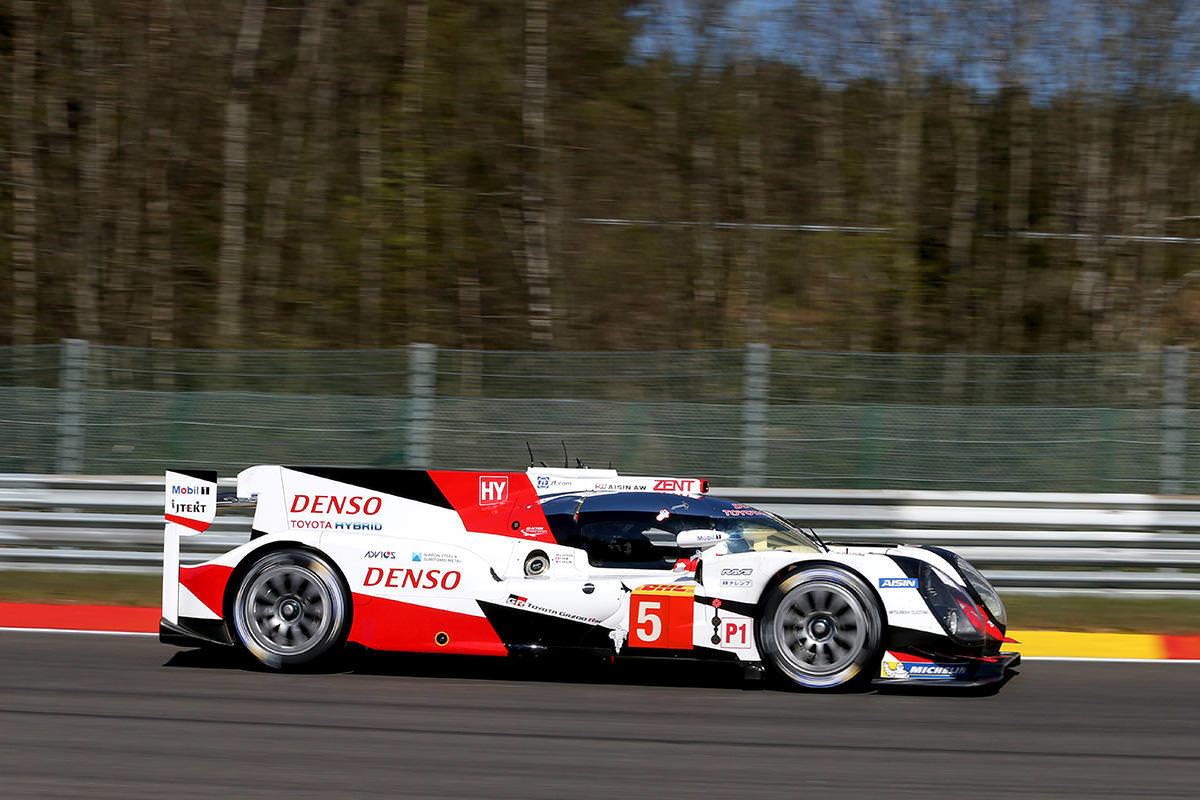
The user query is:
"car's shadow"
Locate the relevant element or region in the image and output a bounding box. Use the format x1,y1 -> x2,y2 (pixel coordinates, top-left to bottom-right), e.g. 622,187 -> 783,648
163,646 -> 1017,696
163,645 -> 758,690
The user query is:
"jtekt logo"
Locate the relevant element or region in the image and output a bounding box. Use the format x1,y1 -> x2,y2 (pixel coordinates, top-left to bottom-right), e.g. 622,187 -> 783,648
479,476 -> 509,505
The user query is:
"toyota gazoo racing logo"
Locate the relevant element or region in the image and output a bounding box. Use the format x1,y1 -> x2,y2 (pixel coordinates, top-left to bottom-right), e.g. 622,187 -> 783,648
479,475 -> 509,505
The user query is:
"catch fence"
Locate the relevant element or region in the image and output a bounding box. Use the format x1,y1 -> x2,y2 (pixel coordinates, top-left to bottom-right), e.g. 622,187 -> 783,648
0,341 -> 1195,492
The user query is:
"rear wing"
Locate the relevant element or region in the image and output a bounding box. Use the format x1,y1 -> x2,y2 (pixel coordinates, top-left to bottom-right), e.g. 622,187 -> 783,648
162,469 -> 218,625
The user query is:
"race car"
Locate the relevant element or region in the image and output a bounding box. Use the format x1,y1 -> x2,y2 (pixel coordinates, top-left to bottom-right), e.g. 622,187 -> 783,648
161,465 -> 1019,690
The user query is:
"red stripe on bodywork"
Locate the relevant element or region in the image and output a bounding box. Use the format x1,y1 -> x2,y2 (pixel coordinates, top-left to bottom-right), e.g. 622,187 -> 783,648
427,471 -> 555,542
0,603 -> 159,633
165,513 -> 211,532
348,593 -> 507,655
1162,635 -> 1200,660
179,564 -> 234,616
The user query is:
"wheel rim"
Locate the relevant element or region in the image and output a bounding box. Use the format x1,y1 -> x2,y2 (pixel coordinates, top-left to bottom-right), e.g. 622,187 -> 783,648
771,580 -> 869,678
237,561 -> 335,658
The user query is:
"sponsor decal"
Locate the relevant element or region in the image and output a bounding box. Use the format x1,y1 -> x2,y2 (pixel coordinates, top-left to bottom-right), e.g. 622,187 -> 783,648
907,663 -> 969,679
363,568 -> 462,591
168,498 -> 208,515
720,508 -> 766,517
505,593 -> 600,624
535,476 -> 551,489
364,550 -> 396,559
720,568 -> 752,576
478,475 -> 509,505
686,531 -> 725,543
635,584 -> 694,594
720,579 -> 752,588
414,551 -> 462,564
522,525 -> 549,538
552,553 -> 575,564
290,520 -> 382,531
171,485 -> 211,495
290,494 -> 381,515
879,577 -> 919,589
653,479 -> 698,493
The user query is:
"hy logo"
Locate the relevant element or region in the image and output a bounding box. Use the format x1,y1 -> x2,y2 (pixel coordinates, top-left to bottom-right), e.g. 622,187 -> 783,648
479,475 -> 509,505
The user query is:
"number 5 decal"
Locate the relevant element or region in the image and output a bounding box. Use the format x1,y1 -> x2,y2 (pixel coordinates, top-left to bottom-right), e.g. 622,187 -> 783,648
634,600 -> 662,643
628,585 -> 694,649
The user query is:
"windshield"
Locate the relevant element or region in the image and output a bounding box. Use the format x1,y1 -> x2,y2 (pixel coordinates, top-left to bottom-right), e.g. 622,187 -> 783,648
540,492 -> 825,566
711,504 -> 824,554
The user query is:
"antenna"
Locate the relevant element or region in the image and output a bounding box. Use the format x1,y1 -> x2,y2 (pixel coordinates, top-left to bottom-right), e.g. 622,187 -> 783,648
527,442 -> 535,468
561,440 -> 568,468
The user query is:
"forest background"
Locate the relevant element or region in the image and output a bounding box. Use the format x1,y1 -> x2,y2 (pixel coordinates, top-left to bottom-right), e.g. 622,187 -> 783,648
4,0 -> 1200,354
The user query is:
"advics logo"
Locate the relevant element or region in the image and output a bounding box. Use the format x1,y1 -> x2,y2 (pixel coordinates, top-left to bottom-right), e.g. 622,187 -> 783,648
479,475 -> 509,505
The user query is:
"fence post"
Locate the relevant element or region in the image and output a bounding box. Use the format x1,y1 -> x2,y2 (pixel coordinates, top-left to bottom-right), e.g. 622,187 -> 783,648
408,343 -> 436,468
1161,346 -> 1188,495
742,342 -> 769,486
58,339 -> 88,474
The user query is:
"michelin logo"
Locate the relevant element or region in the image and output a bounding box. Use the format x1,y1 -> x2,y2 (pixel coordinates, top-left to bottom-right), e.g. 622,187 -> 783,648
879,577 -> 919,589
909,663 -> 968,678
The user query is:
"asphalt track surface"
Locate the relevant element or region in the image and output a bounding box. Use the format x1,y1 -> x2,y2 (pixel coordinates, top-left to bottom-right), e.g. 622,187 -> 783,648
1,632 -> 1198,799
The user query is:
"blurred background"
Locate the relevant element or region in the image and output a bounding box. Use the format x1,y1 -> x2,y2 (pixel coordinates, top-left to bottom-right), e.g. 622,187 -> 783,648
3,0 -> 1200,486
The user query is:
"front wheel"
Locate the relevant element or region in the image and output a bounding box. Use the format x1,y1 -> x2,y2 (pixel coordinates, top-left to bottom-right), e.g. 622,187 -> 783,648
231,549 -> 349,669
757,566 -> 882,690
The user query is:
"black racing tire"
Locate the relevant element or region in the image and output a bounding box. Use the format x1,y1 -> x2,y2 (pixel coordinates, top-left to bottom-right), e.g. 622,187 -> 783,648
231,549 -> 350,669
756,566 -> 883,690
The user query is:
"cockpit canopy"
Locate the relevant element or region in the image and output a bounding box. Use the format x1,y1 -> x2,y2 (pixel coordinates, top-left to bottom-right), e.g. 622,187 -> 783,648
540,491 -> 823,570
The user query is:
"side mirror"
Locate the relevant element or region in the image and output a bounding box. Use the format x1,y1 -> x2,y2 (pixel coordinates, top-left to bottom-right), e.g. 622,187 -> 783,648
675,529 -> 728,549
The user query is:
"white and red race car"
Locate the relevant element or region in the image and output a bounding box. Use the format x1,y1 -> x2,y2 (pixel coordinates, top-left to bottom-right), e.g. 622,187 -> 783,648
161,465 -> 1019,690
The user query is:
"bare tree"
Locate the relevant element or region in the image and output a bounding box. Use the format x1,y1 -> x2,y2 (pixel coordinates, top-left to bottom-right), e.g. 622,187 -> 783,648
65,0 -> 104,342
522,0 -> 553,347
402,0 -> 429,342
734,56 -> 768,344
145,0 -> 175,350
256,0 -> 333,327
356,0 -> 386,347
10,0 -> 39,345
215,0 -> 266,347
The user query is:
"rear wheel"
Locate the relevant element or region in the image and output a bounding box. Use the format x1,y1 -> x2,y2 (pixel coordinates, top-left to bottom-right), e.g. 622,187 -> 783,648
231,549 -> 349,669
757,566 -> 882,690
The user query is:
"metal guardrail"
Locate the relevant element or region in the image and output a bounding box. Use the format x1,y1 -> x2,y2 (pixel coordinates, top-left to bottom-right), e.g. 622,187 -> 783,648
2,475 -> 1199,594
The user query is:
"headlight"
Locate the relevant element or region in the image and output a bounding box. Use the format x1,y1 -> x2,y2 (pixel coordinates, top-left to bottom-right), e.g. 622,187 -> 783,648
949,554 -> 1007,628
916,562 -> 986,644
